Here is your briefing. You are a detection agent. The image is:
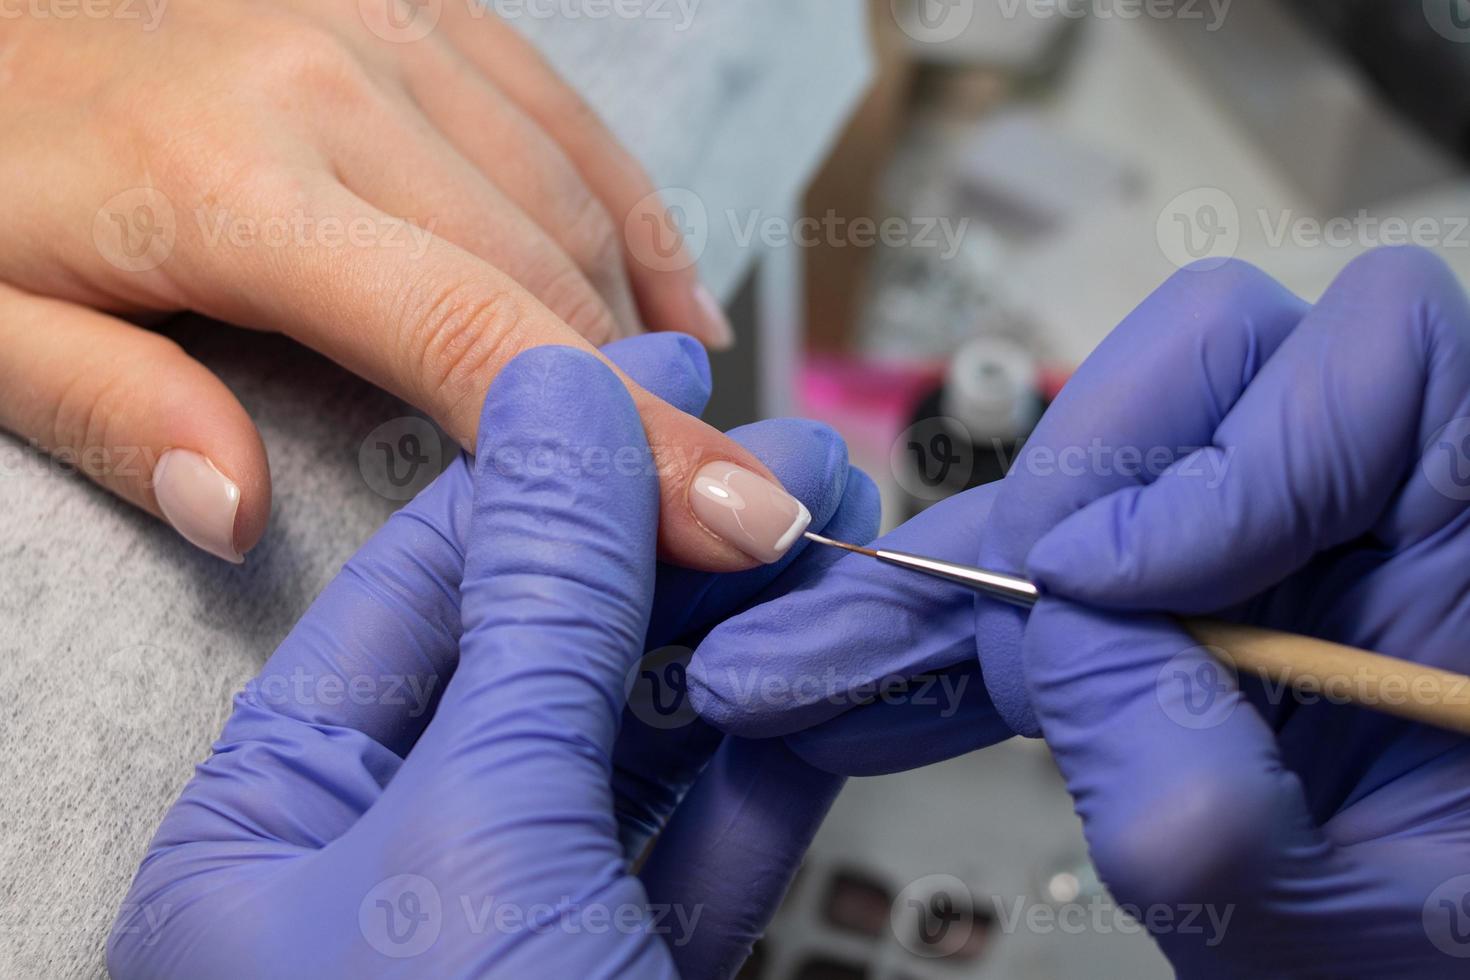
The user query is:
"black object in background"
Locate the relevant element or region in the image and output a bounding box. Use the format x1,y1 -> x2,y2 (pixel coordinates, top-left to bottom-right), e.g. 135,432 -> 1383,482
1285,0 -> 1470,162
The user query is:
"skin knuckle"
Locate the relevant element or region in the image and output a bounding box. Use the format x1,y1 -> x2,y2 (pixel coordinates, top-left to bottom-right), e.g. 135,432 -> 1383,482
224,163 -> 317,217
563,92 -> 613,145
537,264 -> 617,347
643,425 -> 705,487
563,194 -> 623,282
46,372 -> 103,461
238,23 -> 375,109
400,281 -> 526,425
45,339 -> 173,477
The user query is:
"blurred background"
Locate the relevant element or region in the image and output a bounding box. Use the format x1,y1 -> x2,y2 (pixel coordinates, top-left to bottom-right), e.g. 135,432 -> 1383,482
713,1 -> 1470,977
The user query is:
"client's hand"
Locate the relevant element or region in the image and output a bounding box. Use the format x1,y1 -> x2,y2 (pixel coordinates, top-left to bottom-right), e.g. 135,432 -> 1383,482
0,0 -> 751,567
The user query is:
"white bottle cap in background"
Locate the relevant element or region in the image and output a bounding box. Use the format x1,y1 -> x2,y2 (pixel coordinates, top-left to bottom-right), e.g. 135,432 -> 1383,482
942,336 -> 1042,444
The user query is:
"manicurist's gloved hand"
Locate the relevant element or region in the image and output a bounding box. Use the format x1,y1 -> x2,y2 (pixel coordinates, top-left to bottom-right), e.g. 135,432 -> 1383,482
108,334 -> 879,979
1005,250 -> 1470,975
698,246 -> 1470,972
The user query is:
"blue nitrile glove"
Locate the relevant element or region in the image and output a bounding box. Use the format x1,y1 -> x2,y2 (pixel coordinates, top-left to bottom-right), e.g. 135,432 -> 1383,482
691,244 -> 1470,804
108,335 -> 879,980
687,483 -> 1014,775
697,247 -> 1470,970
686,256 -> 1302,768
1000,249 -> 1470,975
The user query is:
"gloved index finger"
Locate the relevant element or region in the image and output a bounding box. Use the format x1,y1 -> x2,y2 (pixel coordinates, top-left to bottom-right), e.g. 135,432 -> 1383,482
978,258 -> 1307,736
982,259 -> 1307,584
1024,598 -> 1361,976
1029,247 -> 1470,613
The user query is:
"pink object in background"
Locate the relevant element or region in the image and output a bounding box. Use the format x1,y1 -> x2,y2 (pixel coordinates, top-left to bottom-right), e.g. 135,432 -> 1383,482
798,355 -> 947,467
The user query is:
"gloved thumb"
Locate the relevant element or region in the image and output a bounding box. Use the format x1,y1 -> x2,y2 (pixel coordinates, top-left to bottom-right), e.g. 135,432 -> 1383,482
398,345 -> 659,864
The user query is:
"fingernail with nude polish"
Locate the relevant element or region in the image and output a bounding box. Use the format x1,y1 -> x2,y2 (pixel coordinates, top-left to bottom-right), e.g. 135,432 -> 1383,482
690,461 -> 810,564
694,285 -> 736,351
153,449 -> 244,564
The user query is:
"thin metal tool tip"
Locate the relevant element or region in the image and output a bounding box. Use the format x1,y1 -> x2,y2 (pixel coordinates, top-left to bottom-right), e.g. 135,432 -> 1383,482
803,531 -> 879,558
804,531 -> 1040,608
